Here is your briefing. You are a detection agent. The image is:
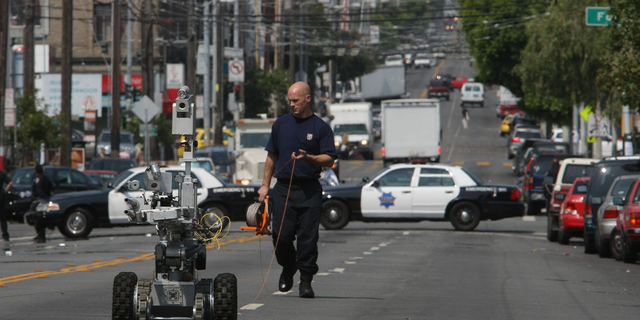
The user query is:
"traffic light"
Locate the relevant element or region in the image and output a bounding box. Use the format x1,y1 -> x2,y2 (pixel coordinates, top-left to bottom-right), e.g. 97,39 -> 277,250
125,83 -> 142,102
234,85 -> 240,102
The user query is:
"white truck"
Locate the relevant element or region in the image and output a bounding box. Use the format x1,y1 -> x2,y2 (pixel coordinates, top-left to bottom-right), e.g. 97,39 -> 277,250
329,102 -> 374,160
360,65 -> 406,102
233,118 -> 274,185
381,99 -> 441,166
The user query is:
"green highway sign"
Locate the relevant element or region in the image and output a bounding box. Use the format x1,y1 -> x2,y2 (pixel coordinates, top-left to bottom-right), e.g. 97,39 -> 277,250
586,7 -> 612,26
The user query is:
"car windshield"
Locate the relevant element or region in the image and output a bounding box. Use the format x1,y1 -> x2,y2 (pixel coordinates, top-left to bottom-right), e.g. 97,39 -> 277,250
111,170 -> 134,188
590,162 -> 640,199
100,133 -> 133,144
334,124 -> 368,135
532,157 -> 556,173
195,149 -> 230,165
239,132 -> 271,149
180,161 -> 213,172
610,178 -> 636,199
461,167 -> 483,185
515,131 -> 542,139
562,164 -> 595,184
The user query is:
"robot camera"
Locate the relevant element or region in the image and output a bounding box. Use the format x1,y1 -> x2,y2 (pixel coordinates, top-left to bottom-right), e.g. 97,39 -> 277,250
127,180 -> 140,191
172,86 -> 196,136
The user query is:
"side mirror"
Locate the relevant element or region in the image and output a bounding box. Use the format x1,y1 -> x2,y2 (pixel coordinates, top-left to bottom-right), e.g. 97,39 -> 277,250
613,197 -> 624,205
362,176 -> 370,183
371,180 -> 379,188
555,193 -> 565,201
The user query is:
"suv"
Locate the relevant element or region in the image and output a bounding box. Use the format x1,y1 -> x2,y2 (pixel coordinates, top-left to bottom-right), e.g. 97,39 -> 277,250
194,145 -> 233,183
427,80 -> 450,100
584,157 -> 640,254
507,128 -> 543,159
4,166 -> 100,221
96,130 -> 136,158
546,158 -> 597,241
460,82 -> 485,107
522,154 -> 573,215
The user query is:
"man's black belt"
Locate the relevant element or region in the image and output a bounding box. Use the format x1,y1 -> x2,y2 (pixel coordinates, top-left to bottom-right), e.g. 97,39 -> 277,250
277,178 -> 317,185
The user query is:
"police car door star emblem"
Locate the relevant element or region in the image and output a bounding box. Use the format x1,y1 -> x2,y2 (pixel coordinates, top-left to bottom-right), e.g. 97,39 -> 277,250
379,192 -> 396,208
307,133 -> 313,140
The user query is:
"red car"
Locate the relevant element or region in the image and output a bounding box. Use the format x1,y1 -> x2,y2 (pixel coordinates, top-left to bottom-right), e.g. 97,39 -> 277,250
450,75 -> 468,89
557,177 -> 590,244
616,177 -> 640,263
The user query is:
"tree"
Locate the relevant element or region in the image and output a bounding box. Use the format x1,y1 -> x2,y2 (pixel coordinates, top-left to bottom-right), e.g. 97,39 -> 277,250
517,0 -> 609,124
14,95 -> 66,165
460,0 -> 546,96
243,68 -> 291,118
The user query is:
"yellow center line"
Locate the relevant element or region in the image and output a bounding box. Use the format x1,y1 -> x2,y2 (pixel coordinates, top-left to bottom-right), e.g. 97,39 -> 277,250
451,161 -> 464,165
503,162 -> 512,167
431,59 -> 446,80
420,88 -> 428,99
476,161 -> 491,166
0,234 -> 263,287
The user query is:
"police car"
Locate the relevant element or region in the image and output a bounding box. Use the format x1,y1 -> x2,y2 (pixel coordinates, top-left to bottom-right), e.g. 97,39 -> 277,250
321,164 -> 525,231
28,166 -> 259,239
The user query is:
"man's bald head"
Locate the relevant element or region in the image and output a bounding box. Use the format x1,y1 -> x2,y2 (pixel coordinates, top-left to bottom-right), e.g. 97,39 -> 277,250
288,82 -> 312,118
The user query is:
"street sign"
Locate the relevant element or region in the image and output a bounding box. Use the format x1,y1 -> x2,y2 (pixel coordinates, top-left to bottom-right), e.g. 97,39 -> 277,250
229,60 -> 245,82
4,88 -> 15,109
224,47 -> 243,59
586,7 -> 612,26
139,124 -> 158,137
580,105 -> 592,122
132,95 -> 161,124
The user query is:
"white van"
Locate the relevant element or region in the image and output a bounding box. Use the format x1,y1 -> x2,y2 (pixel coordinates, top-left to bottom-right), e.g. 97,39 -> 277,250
461,82 -> 485,107
384,54 -> 404,66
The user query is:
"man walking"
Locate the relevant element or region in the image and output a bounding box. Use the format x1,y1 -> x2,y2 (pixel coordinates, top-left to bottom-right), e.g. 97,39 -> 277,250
31,165 -> 52,243
258,82 -> 337,298
0,169 -> 14,241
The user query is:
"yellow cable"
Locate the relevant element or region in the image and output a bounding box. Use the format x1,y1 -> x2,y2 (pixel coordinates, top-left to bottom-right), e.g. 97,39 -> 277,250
195,212 -> 232,250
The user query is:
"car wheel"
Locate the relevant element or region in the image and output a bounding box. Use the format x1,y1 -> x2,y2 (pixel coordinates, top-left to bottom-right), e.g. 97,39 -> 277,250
622,236 -> 638,264
611,228 -> 624,261
449,202 -> 481,231
597,231 -> 612,258
546,214 -> 558,242
558,227 -> 570,245
201,204 -> 230,233
321,200 -> 349,230
59,208 -> 94,239
584,232 -> 596,254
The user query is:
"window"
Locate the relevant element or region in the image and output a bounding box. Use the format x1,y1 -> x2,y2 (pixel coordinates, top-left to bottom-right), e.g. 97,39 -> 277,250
239,133 -> 271,149
70,171 -> 86,184
94,4 -> 111,43
377,168 -> 414,187
562,164 -> 595,184
418,176 -> 454,187
420,168 -> 449,175
56,169 -> 71,185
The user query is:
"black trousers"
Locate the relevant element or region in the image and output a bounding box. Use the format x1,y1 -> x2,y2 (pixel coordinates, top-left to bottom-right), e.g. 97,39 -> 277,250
271,179 -> 322,276
30,201 -> 46,240
0,196 -> 8,240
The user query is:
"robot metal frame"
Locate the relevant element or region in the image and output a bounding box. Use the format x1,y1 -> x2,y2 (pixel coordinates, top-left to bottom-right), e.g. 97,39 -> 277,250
112,86 -> 237,320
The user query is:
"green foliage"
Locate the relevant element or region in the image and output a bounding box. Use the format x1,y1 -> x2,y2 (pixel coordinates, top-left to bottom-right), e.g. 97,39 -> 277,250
603,0 -> 640,107
154,114 -> 175,147
243,68 -> 291,117
460,0 -> 546,96
517,0 -> 609,124
14,95 -> 66,162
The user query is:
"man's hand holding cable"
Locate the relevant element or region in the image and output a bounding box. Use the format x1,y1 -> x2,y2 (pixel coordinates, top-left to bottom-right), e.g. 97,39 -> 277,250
292,149 -> 335,167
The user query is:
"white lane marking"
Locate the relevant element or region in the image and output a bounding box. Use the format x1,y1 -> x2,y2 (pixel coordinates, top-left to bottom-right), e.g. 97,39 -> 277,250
446,144 -> 455,162
329,268 -> 345,273
350,257 -> 363,260
273,291 -> 290,295
370,247 -> 380,251
343,261 -> 356,264
454,125 -> 461,138
403,231 -> 411,235
316,272 -> 330,276
364,251 -> 372,255
240,303 -> 264,310
379,243 -> 387,247
522,216 -> 536,222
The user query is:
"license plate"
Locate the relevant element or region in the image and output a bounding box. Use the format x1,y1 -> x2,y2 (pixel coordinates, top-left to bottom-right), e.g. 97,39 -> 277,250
473,94 -> 479,97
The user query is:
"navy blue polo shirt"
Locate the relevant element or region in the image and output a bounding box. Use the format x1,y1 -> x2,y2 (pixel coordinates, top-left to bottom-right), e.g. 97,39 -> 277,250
266,113 -> 337,180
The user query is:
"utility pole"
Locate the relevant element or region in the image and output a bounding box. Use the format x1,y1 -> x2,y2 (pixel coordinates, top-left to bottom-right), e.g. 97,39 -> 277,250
255,0 -> 261,68
233,0 -> 240,121
212,0 -> 219,146
111,0 -> 121,158
187,0 -> 197,92
203,1 -> 211,147
141,0 -> 154,98
23,0 -> 35,96
214,0 -> 223,146
60,0 -> 73,167
0,0 -> 8,170
274,0 -> 279,69
126,0 -> 133,114
289,15 -> 295,83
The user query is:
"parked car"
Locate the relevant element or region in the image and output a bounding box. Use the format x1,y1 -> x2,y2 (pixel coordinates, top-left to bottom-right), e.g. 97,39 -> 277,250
95,130 -> 136,158
584,156 -> 640,254
511,138 -> 548,175
615,177 -> 640,263
522,154 -> 574,215
26,166 -> 260,239
500,114 -> 517,137
507,128 -> 543,159
83,170 -> 118,187
194,145 -> 234,183
595,175 -> 640,259
509,116 -> 537,135
88,158 -> 136,174
547,158 -> 596,241
515,141 -> 570,176
179,158 -> 215,174
4,166 -> 101,222
557,177 -> 590,244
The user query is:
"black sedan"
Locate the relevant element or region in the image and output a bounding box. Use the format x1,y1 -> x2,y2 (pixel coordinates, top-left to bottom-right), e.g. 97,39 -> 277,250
321,164 -> 525,231
5,166 -> 102,222
28,166 -> 260,239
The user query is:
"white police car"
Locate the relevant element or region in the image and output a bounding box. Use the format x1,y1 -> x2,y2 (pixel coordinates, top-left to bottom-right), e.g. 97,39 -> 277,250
28,166 -> 259,239
321,164 -> 524,231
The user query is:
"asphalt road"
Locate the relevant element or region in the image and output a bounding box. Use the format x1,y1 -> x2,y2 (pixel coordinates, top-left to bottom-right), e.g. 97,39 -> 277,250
3,24 -> 640,320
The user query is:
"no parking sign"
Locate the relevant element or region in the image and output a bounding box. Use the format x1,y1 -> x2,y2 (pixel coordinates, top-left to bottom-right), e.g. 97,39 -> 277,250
229,60 -> 244,82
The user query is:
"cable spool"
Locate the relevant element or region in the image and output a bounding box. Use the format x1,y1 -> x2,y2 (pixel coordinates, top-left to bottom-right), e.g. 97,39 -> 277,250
243,199 -> 272,235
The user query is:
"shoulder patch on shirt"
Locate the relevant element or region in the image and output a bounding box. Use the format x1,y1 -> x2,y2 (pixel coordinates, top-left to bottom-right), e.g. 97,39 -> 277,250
307,133 -> 313,140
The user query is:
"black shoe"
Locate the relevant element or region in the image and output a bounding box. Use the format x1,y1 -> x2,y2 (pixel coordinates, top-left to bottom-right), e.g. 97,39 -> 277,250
2,235 -> 8,242
279,269 -> 296,292
33,238 -> 46,244
299,280 -> 315,298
